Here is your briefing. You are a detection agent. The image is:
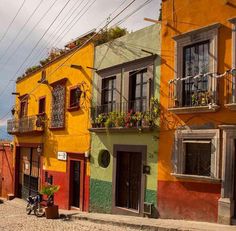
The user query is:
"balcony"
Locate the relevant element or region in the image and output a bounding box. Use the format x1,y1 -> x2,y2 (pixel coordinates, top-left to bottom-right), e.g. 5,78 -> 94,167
7,114 -> 45,135
90,98 -> 159,132
225,70 -> 236,110
168,75 -> 220,114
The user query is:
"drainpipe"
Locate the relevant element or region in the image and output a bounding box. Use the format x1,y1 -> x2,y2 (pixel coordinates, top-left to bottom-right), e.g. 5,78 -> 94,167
120,68 -> 124,112
232,23 -> 236,103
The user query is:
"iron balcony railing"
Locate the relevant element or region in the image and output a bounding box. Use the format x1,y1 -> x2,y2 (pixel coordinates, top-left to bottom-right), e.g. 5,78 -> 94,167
91,99 -> 149,120
7,114 -> 45,135
168,74 -> 219,109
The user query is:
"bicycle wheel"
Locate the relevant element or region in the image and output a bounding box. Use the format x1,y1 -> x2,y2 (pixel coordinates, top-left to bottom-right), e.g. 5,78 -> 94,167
34,203 -> 45,217
26,203 -> 32,215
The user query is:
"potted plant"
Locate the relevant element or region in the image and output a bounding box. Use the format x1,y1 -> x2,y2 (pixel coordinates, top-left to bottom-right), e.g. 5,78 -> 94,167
40,184 -> 60,219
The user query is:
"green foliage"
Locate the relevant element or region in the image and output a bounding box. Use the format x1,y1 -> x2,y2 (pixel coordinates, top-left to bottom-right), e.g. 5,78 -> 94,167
93,26 -> 128,46
40,185 -> 60,197
25,65 -> 41,75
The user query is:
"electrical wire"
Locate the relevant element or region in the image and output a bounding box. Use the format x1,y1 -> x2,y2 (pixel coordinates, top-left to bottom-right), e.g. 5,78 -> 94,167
0,0 -> 27,46
0,0 -> 44,65
0,0 -> 137,121
0,0 -> 60,97
26,0 -> 128,70
24,0 -> 94,70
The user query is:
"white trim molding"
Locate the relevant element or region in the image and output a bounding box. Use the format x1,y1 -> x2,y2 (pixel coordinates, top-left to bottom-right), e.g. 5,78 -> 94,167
173,129 -> 220,179
229,17 -> 236,69
218,125 -> 236,224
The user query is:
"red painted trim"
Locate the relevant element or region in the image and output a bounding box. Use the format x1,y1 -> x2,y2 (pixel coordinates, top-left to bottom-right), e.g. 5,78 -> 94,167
158,180 -> 221,222
16,143 -> 43,148
67,153 -> 85,210
50,77 -> 67,87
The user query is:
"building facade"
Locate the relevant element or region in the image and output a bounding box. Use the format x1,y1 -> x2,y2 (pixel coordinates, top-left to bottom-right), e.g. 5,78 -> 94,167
7,39 -> 94,210
89,24 -> 161,217
158,0 -> 236,224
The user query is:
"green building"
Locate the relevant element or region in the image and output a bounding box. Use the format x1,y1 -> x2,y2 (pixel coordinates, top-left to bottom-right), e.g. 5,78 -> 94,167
89,24 -> 161,217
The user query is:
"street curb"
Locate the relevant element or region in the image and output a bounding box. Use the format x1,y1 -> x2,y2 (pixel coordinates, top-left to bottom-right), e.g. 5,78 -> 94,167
70,215 -> 190,231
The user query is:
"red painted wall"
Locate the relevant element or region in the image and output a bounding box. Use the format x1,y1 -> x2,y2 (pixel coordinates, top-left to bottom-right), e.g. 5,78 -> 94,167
0,143 -> 14,198
42,170 -> 69,209
42,165 -> 90,210
158,181 -> 221,222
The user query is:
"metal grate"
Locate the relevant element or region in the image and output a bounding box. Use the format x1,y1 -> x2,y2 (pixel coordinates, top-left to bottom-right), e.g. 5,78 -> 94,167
50,84 -> 65,128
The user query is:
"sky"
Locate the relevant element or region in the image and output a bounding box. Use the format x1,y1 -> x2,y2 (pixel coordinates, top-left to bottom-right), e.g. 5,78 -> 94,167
0,0 -> 161,128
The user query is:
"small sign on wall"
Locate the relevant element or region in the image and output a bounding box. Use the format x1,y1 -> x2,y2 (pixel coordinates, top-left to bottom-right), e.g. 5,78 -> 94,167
57,151 -> 67,161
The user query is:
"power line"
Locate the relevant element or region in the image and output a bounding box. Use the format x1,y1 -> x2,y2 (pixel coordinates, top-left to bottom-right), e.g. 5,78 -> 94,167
24,0 -> 93,70
0,0 -> 72,97
0,0 -> 60,97
0,0 -> 27,46
0,0 -> 44,65
26,0 -> 128,70
0,0 -> 137,121
114,0 -> 154,27
12,0 -> 73,79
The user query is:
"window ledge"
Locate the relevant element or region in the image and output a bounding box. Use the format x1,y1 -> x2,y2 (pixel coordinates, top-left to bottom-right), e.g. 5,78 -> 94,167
89,126 -> 159,133
168,105 -> 220,114
67,106 -> 80,112
171,173 -> 221,183
225,103 -> 236,110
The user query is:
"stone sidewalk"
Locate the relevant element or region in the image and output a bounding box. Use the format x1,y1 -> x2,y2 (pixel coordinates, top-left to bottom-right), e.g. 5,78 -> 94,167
2,198 -> 236,231
61,209 -> 236,231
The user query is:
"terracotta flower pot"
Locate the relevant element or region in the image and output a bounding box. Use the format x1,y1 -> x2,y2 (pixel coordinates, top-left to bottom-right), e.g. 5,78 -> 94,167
45,205 -> 59,219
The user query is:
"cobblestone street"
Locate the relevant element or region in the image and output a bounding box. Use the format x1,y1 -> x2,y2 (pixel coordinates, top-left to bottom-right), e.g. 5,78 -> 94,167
0,199 -> 137,231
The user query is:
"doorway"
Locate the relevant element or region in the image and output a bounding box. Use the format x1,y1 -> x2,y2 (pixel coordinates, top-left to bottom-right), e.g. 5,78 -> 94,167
68,155 -> 84,210
113,145 -> 146,216
116,151 -> 142,211
70,161 -> 81,208
19,147 -> 40,199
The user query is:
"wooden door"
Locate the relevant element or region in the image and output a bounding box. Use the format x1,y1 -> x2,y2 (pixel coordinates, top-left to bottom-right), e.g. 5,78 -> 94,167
19,148 -> 40,199
116,151 -> 142,211
1,146 -> 13,198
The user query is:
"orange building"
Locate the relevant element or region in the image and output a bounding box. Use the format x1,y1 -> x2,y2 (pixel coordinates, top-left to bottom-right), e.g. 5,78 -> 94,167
159,0 -> 236,224
7,33 -> 94,210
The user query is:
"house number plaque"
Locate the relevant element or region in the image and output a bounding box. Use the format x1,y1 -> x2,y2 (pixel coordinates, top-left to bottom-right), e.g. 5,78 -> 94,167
57,152 -> 67,160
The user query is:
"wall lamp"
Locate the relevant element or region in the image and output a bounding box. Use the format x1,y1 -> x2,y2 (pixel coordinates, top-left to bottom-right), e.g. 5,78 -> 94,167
38,80 -> 49,85
71,64 -> 82,70
37,145 -> 43,155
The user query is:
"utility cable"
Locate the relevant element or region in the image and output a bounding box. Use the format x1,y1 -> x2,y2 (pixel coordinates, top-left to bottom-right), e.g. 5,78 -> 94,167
27,0 -> 127,69
0,0 -> 44,65
0,0 -> 59,97
0,0 -> 71,97
24,0 -> 93,70
0,0 -> 137,121
0,0 -> 27,46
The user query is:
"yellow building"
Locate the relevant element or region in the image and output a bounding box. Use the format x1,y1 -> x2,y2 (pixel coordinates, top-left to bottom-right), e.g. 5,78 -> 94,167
7,34 -> 94,210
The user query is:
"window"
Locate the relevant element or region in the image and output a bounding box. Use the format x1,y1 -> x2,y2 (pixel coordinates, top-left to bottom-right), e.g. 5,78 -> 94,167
101,76 -> 116,113
183,41 -> 209,106
38,97 -> 46,114
19,95 -> 29,118
184,141 -> 211,176
173,129 -> 220,179
68,86 -> 82,110
50,78 -> 67,129
129,69 -> 148,112
173,23 -> 220,109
